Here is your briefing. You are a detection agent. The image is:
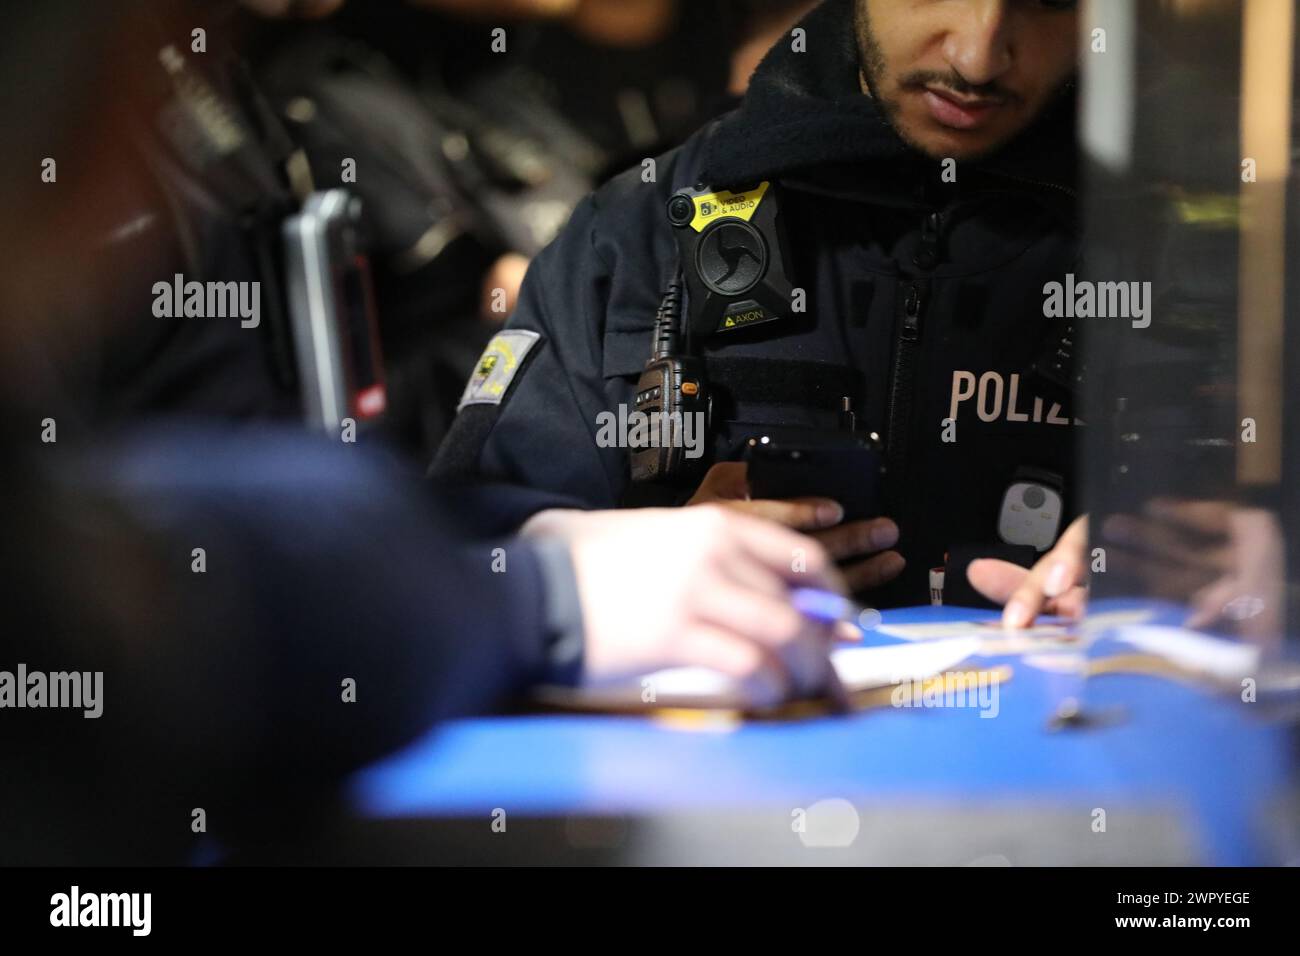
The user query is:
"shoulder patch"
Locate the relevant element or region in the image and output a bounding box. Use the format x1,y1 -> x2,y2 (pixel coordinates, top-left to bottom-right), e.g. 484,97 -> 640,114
458,330 -> 542,410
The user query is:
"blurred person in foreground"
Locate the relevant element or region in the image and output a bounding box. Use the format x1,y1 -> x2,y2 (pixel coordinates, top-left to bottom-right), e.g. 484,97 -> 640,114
0,0 -> 847,864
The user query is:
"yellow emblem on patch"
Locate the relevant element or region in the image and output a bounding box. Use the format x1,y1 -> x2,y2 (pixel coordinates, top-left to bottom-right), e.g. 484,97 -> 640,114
458,329 -> 542,410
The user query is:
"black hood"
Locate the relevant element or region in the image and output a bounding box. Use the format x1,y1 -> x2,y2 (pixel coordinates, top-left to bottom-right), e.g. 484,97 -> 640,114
702,0 -> 1078,196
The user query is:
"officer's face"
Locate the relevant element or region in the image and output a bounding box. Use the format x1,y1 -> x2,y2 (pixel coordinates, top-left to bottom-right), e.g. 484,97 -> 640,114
856,0 -> 1079,161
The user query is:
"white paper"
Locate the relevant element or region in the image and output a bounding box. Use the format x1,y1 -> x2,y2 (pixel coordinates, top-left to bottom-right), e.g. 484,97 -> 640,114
830,636 -> 982,689
876,621 -> 1070,642
1112,625 -> 1260,682
537,637 -> 981,710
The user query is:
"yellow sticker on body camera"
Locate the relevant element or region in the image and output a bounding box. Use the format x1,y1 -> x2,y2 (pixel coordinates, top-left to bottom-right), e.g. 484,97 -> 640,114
689,182 -> 770,232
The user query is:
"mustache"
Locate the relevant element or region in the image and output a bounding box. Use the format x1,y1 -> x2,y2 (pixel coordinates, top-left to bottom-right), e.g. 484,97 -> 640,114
899,69 -> 1019,103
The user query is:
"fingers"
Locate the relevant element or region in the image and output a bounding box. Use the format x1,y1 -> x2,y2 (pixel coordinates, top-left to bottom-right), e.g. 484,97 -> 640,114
834,621 -> 862,642
811,518 -> 899,560
730,515 -> 904,595
693,583 -> 838,698
1049,584 -> 1088,620
1003,556 -> 1083,628
1144,498 -> 1233,536
1105,548 -> 1221,602
686,461 -> 750,503
717,496 -> 844,531
719,509 -> 847,592
969,555 -> 1090,625
1185,577 -> 1241,630
1101,513 -> 1231,574
519,507 -> 589,540
1001,579 -> 1048,629
674,625 -> 789,709
686,580 -> 806,647
841,550 -> 906,592
1041,549 -> 1085,599
995,517 -> 1089,628
573,505 -> 851,703
966,558 -> 1029,606
686,462 -> 846,531
1055,513 -> 1089,558
715,542 -> 792,599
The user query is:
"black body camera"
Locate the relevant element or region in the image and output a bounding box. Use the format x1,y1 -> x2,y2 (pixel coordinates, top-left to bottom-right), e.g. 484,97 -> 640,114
666,181 -> 796,343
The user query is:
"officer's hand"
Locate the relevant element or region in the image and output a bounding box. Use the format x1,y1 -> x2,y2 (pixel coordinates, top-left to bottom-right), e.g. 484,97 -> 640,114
686,462 -> 906,593
562,506 -> 847,709
967,515 -> 1089,628
1102,500 -> 1283,645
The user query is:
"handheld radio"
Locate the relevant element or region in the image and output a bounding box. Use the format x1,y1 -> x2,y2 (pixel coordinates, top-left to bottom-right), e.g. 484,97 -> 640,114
629,276 -> 710,483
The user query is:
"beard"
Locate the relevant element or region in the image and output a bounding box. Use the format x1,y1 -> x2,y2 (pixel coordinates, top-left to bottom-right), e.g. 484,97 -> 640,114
853,0 -> 1076,161
854,1 -> 912,143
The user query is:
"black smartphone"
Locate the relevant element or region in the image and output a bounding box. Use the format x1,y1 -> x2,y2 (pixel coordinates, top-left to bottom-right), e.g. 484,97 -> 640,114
746,437 -> 885,521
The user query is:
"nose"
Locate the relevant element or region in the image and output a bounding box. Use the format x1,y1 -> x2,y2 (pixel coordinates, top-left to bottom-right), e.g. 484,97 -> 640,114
941,0 -> 1014,88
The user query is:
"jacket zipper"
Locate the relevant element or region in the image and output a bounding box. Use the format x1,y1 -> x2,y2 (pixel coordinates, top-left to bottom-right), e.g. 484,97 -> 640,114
883,200 -> 944,516
878,179 -> 1070,520
884,275 -> 927,515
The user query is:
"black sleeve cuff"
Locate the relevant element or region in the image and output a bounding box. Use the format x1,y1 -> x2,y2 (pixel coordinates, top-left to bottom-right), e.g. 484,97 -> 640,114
528,536 -> 586,686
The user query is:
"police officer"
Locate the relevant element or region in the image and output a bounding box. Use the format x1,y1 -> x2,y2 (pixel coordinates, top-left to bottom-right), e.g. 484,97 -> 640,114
436,0 -> 1084,610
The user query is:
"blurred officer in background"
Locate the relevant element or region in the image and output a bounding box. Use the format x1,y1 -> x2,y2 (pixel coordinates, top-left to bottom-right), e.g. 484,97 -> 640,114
436,0 -> 1085,610
57,0 -> 809,463
250,0 -> 818,456
0,0 -> 848,864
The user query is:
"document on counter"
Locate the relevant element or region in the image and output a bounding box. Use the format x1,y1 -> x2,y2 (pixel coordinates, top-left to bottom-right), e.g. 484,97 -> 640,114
875,608 -> 1158,655
535,636 -> 983,713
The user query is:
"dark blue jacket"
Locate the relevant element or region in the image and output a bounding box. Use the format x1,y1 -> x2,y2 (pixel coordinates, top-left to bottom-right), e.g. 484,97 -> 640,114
436,0 -> 1082,606
1,427 -> 575,863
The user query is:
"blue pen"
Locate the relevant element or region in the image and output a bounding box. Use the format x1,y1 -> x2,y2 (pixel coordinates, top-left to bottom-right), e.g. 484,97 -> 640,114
789,588 -> 857,711
791,587 -> 862,627
791,588 -> 904,646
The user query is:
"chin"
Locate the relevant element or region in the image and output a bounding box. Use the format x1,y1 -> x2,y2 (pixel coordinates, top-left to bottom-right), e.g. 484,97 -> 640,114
901,121 -> 1015,163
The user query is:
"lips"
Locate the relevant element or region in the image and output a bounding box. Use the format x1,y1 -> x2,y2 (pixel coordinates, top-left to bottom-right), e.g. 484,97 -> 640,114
922,87 -> 1005,131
